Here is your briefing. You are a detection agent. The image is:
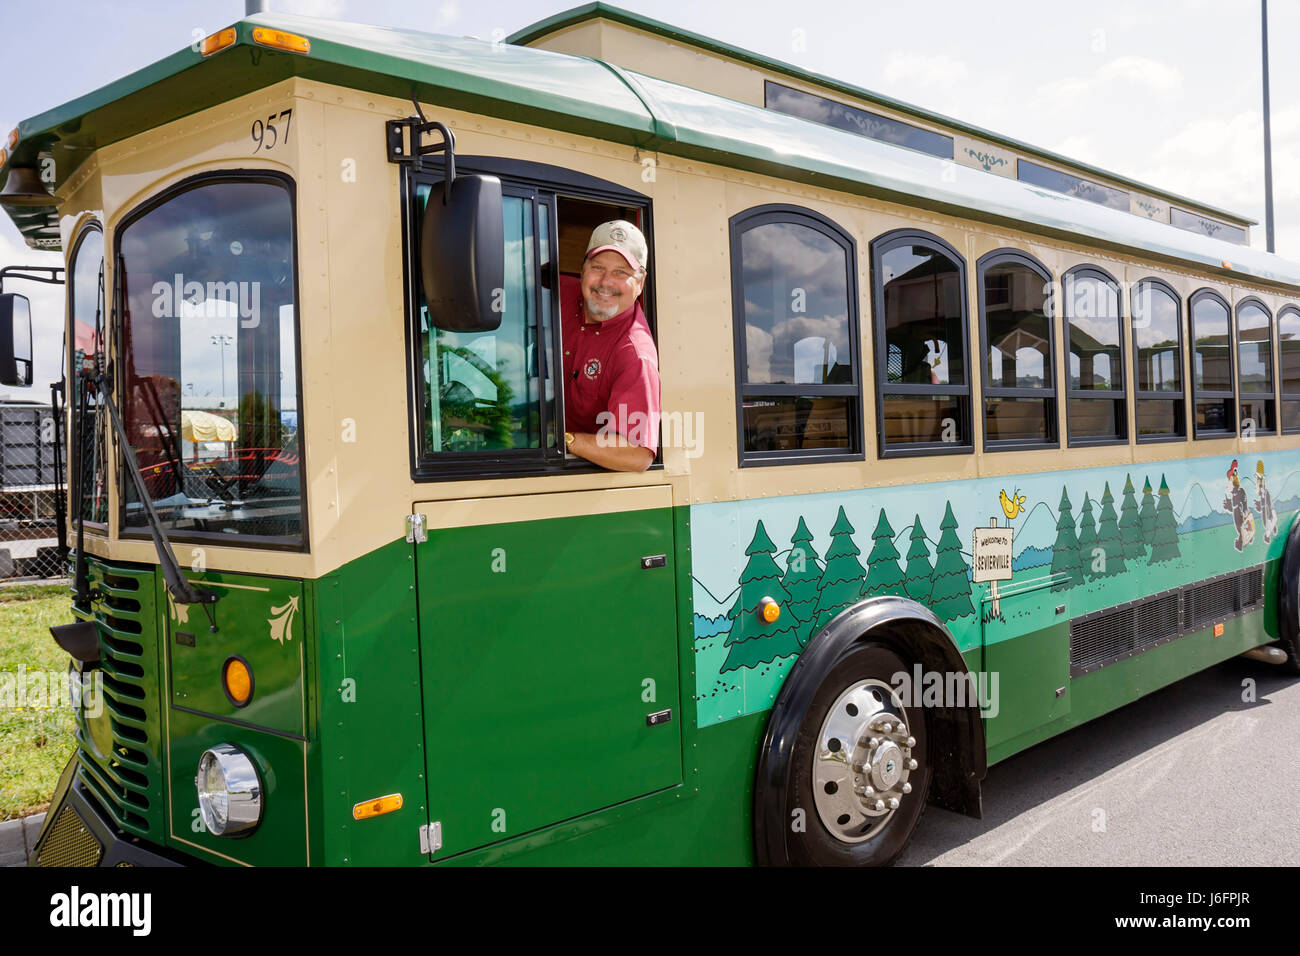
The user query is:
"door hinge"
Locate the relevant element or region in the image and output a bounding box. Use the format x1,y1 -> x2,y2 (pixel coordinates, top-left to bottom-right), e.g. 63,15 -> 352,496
405,513 -> 427,544
418,821 -> 442,855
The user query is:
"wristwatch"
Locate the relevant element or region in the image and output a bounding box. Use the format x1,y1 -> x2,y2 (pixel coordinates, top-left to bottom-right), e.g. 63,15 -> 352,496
564,431 -> 575,451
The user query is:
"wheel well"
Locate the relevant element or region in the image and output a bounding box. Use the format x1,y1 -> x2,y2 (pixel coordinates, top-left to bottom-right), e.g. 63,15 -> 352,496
817,597 -> 986,819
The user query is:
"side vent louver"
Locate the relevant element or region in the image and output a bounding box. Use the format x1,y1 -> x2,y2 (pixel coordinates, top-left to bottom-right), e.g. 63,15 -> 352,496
1070,566 -> 1264,677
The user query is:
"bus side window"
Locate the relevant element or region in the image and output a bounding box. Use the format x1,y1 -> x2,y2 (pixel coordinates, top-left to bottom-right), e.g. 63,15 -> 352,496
1062,266 -> 1126,447
1189,289 -> 1235,439
730,205 -> 863,464
871,229 -> 971,456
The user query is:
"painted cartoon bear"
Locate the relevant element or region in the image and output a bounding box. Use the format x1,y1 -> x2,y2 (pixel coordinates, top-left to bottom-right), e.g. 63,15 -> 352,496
1224,459 -> 1255,552
1253,459 -> 1279,543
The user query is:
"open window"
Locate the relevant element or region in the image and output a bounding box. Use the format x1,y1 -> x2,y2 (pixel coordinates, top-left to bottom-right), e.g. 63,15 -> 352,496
407,158 -> 654,479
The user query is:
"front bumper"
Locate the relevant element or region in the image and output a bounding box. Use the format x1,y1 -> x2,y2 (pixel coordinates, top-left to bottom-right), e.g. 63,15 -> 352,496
29,756 -> 187,867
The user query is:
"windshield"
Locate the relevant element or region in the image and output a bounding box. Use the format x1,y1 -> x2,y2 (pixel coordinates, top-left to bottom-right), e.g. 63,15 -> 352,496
116,176 -> 303,545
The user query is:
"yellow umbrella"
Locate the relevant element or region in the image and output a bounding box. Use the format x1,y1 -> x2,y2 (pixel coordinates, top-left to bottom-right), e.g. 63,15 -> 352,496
181,409 -> 238,443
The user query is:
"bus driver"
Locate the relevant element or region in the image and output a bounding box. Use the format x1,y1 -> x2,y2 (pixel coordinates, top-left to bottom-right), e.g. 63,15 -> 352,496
561,220 -> 661,472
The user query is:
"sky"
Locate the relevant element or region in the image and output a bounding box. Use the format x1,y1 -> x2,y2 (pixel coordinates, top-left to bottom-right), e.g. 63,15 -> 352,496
1,0 -> 1296,400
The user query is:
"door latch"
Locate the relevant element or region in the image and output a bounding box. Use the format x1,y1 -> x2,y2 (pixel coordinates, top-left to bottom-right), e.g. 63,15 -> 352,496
406,513 -> 427,544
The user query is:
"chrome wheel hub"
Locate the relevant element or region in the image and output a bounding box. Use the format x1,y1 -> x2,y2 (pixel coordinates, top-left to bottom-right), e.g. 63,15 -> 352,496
812,679 -> 918,843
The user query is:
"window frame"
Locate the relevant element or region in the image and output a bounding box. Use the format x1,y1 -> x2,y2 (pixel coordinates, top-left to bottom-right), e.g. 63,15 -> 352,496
1234,295 -> 1276,436
729,203 -> 864,467
401,156 -> 657,481
1130,277 -> 1187,444
1188,287 -> 1237,440
1279,304 -> 1300,434
66,221 -> 108,531
976,248 -> 1058,452
1062,264 -> 1128,448
870,228 -> 973,459
112,169 -> 309,553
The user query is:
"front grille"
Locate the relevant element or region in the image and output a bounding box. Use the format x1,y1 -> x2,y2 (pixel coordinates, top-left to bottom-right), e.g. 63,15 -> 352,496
1070,566 -> 1265,677
34,806 -> 103,867
72,557 -> 162,840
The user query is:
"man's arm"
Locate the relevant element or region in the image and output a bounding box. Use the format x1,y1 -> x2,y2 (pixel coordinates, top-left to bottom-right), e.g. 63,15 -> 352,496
567,431 -> 653,472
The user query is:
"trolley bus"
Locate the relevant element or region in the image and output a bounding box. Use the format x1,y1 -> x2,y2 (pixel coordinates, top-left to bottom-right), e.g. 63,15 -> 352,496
3,4 -> 1298,866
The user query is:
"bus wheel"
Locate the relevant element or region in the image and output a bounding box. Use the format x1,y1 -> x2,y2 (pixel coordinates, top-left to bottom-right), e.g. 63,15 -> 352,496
755,641 -> 931,866
1276,516 -> 1300,675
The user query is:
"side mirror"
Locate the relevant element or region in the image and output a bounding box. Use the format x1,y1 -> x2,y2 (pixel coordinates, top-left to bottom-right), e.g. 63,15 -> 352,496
419,174 -> 504,333
0,293 -> 32,387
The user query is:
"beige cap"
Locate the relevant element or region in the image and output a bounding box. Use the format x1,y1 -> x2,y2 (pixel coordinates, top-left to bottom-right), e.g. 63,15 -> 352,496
585,220 -> 648,272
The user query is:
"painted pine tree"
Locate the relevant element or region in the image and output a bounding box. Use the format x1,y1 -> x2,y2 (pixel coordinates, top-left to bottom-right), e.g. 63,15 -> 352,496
1148,475 -> 1181,564
721,520 -> 801,672
1119,473 -> 1146,559
811,507 -> 867,633
1051,486 -> 1084,591
1096,482 -> 1127,577
1139,477 -> 1157,540
1076,492 -> 1098,581
929,501 -> 975,621
903,515 -> 934,603
862,508 -> 907,599
781,517 -> 823,647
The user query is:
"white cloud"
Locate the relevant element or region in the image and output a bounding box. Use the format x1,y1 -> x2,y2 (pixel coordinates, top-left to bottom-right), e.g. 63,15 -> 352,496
882,53 -> 969,89
275,0 -> 347,19
1030,55 -> 1184,115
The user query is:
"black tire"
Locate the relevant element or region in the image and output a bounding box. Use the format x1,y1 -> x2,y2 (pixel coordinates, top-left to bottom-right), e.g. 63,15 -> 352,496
755,641 -> 931,866
1275,514 -> 1300,675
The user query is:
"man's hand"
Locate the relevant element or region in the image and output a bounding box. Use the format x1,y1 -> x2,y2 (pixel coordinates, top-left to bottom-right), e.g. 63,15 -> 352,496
567,431 -> 653,472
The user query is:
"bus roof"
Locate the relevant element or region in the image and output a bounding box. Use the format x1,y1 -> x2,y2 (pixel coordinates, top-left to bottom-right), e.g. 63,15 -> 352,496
2,9 -> 1296,289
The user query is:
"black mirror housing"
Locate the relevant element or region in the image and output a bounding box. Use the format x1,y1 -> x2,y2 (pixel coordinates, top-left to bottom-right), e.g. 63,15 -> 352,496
0,292 -> 33,387
419,173 -> 505,333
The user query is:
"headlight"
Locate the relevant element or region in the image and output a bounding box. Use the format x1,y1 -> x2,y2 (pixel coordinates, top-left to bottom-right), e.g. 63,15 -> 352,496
195,744 -> 262,836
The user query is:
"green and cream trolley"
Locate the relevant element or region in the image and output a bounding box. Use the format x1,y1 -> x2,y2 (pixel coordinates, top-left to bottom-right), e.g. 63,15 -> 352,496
3,4 -> 1299,866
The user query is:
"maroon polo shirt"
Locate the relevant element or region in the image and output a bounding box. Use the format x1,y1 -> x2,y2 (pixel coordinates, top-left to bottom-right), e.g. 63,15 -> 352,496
561,275 -> 661,453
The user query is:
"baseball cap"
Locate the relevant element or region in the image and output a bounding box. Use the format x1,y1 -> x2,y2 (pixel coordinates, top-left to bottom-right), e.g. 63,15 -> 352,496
585,220 -> 648,272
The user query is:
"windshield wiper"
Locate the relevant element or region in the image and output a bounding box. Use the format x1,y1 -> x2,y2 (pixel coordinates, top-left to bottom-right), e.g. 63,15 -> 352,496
95,371 -> 218,608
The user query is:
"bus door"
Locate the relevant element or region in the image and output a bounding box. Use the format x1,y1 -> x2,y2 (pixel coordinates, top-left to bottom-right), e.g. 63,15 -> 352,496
411,485 -> 682,859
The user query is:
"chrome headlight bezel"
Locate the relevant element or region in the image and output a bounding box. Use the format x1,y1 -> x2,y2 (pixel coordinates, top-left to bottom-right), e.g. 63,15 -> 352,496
195,743 -> 263,837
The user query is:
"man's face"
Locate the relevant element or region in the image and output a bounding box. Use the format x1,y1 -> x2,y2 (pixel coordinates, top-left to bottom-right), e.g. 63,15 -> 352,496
581,250 -> 645,321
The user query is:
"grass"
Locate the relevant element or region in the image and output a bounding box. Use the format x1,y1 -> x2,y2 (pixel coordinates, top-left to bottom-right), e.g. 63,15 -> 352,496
0,584 -> 77,821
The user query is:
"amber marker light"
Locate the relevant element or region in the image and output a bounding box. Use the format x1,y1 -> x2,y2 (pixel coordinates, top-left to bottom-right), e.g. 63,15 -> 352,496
200,27 -> 236,56
1214,623 -> 1225,637
353,794 -> 404,820
5,129 -> 17,150
759,596 -> 781,624
223,656 -> 253,707
0,149 -> 7,169
252,27 -> 310,54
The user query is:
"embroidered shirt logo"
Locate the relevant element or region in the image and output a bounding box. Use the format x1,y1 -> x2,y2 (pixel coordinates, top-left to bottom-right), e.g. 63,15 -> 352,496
584,358 -> 602,379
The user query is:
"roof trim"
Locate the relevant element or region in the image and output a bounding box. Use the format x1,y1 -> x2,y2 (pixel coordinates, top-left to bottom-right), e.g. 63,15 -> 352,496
507,2 -> 1256,227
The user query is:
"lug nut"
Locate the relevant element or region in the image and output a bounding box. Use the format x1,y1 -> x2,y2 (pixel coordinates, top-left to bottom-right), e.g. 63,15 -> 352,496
906,736 -> 916,747
896,723 -> 906,735
864,785 -> 875,796
888,797 -> 900,809
902,783 -> 912,794
868,737 -> 879,748
907,759 -> 918,770
882,722 -> 893,733
874,800 -> 885,812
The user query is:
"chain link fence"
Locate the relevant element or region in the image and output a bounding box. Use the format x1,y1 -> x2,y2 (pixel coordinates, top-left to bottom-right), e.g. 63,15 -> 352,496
0,402 -> 65,579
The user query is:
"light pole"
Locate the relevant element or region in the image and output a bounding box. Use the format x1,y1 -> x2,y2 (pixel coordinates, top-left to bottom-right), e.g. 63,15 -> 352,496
1262,0 -> 1275,253
211,334 -> 233,407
